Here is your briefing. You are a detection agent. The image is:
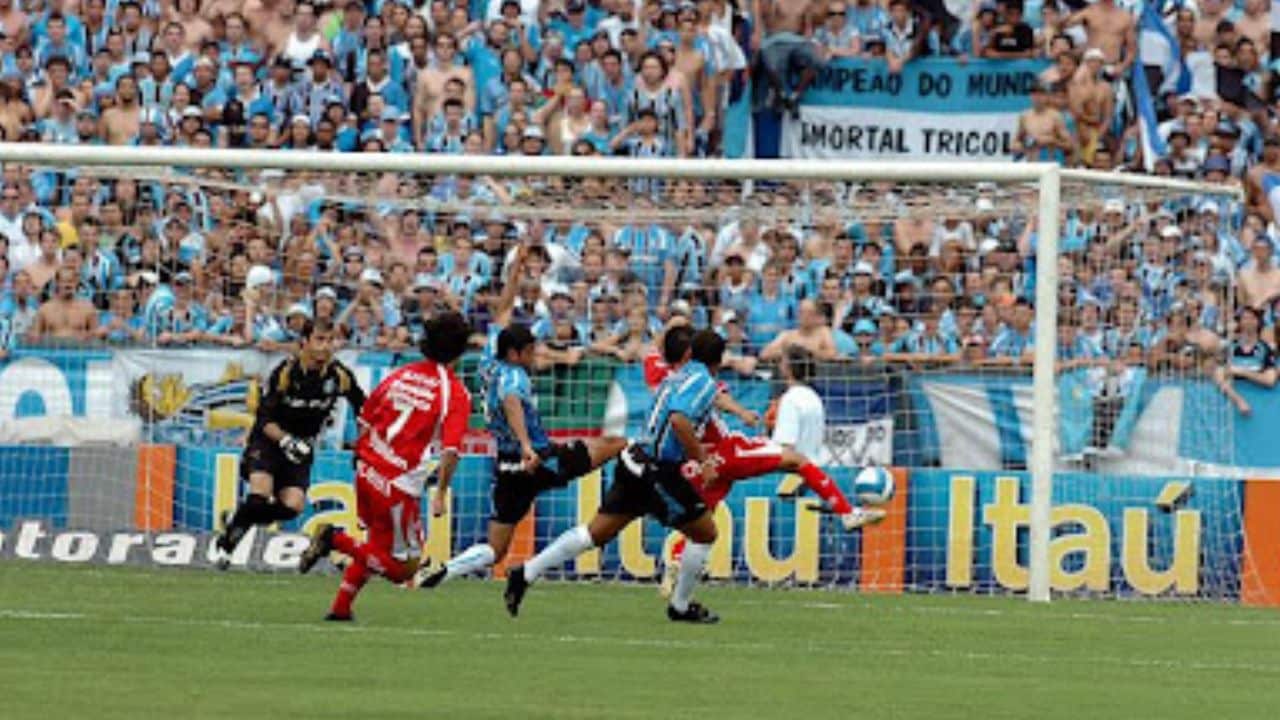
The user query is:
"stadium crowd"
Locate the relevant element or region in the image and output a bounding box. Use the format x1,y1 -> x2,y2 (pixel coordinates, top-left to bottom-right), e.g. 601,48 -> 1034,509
0,0 -> 1277,409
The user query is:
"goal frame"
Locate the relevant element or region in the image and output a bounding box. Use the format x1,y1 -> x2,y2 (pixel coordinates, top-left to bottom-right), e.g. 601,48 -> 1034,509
0,142 -> 1240,603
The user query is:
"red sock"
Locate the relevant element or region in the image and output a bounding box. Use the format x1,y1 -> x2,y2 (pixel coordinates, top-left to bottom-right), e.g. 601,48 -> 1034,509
798,463 -> 853,514
330,561 -> 369,617
331,530 -> 410,583
332,530 -> 358,556
671,536 -> 687,563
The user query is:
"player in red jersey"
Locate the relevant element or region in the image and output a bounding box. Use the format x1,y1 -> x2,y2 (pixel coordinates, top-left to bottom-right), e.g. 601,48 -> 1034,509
647,320 -> 883,595
299,312 -> 474,621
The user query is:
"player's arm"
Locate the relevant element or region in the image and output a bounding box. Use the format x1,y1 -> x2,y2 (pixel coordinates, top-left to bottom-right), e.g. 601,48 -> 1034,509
355,371 -> 390,438
430,380 -> 472,517
255,362 -> 288,442
502,395 -> 539,469
256,361 -> 311,461
334,362 -> 367,445
713,390 -> 759,428
493,243 -> 527,327
668,412 -> 706,466
672,376 -> 718,483
336,362 -> 367,415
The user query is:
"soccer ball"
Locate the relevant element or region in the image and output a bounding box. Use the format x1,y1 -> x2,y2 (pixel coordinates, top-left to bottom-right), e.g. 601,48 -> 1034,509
853,466 -> 895,506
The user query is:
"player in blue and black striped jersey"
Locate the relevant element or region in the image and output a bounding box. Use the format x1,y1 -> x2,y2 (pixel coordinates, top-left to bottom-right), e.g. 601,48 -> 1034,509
1214,307 -> 1277,416
505,326 -> 724,624
417,318 -> 627,590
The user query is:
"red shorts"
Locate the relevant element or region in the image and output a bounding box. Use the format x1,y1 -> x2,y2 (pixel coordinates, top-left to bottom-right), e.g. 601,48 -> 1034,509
354,462 -> 423,559
682,434 -> 784,508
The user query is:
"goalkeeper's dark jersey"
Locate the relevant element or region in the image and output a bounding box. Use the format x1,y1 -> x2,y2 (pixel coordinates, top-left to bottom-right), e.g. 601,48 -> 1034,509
252,355 -> 366,441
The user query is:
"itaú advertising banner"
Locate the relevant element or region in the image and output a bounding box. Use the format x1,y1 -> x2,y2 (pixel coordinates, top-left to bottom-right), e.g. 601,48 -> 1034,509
906,470 -> 1280,605
0,448 -> 913,592
780,58 -> 1047,161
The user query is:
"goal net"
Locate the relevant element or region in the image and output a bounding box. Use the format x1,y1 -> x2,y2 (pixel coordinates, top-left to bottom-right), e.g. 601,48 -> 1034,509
0,145 -> 1275,606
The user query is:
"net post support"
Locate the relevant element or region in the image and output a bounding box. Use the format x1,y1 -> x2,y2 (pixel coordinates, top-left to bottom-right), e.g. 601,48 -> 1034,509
1028,165 -> 1060,604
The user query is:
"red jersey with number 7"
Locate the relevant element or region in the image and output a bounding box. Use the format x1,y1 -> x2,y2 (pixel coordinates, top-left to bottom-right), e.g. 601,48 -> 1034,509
355,359 -> 471,496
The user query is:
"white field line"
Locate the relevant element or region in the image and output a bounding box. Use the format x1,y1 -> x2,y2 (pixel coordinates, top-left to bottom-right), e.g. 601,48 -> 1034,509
9,564 -> 1280,628
1,608 -> 1277,674
0,609 -> 87,620
726,598 -> 1280,628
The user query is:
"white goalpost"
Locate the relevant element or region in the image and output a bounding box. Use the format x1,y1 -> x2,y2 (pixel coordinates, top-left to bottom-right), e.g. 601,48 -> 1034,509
0,141 -> 1264,606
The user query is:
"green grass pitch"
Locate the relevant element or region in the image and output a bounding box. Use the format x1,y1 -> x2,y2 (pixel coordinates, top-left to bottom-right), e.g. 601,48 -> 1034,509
2,562 -> 1279,720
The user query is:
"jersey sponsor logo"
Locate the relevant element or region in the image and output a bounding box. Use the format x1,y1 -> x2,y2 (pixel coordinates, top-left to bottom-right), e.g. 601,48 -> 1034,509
387,377 -> 439,407
357,462 -> 393,496
365,431 -> 412,471
284,397 -> 336,410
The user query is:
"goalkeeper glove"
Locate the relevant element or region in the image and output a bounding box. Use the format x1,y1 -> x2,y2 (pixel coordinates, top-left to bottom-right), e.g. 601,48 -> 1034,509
279,434 -> 312,464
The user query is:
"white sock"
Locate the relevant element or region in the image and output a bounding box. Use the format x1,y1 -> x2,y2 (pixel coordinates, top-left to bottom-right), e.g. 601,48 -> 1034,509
670,542 -> 711,613
524,525 -> 594,582
444,543 -> 496,581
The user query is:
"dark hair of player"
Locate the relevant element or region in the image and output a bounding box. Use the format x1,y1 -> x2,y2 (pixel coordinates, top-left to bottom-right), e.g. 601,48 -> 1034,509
421,311 -> 471,364
662,324 -> 695,365
691,329 -> 726,368
785,345 -> 815,384
498,324 -> 536,359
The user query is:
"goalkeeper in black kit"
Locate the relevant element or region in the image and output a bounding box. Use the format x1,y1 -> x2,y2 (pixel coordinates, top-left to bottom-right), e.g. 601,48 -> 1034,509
216,320 -> 365,557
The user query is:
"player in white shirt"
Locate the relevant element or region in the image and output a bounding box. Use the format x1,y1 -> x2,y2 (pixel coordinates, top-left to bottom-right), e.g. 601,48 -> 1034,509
770,346 -> 885,524
772,360 -> 827,459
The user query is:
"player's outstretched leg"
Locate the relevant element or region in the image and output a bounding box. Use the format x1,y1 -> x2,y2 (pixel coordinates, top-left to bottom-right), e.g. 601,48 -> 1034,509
218,480 -> 303,554
420,541 -> 495,588
316,526 -> 419,620
428,437 -> 626,591
505,514 -> 630,617
330,529 -> 415,583
666,511 -> 719,624
778,450 -> 884,531
582,435 -> 628,468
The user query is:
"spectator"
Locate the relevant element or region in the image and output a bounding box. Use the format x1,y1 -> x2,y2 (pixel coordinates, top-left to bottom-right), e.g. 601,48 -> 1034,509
29,265 -> 96,341
984,0 -> 1035,60
1214,307 -> 1277,415
755,0 -> 824,115
1063,0 -> 1136,76
816,2 -> 861,59
586,300 -> 644,363
1238,233 -> 1280,309
1015,82 -> 1073,163
95,287 -> 145,344
25,228 -> 62,292
989,298 -> 1035,363
761,298 -> 837,361
0,0 -> 1266,414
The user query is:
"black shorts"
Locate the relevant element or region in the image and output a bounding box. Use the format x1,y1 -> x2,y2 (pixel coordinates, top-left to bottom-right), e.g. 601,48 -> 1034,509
599,447 -> 707,529
240,433 -> 313,491
491,440 -> 594,524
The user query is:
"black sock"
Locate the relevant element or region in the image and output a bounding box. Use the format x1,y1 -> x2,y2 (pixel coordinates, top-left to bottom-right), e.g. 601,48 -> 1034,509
267,503 -> 300,523
230,493 -> 273,529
